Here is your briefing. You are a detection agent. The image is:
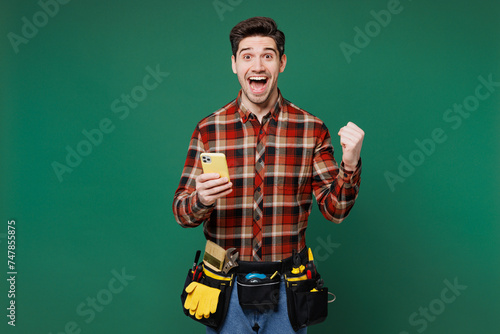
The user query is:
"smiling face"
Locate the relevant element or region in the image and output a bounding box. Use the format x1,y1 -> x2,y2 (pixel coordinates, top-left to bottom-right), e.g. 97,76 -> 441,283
231,36 -> 287,112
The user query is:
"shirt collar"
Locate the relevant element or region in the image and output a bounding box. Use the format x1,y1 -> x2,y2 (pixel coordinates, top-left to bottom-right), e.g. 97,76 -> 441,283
237,89 -> 283,124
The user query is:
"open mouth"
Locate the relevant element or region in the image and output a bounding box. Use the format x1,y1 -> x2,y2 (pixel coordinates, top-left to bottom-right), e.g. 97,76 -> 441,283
248,76 -> 268,94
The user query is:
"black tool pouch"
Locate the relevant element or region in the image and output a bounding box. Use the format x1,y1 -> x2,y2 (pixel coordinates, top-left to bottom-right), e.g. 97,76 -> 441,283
236,273 -> 281,311
180,264 -> 234,330
285,275 -> 329,331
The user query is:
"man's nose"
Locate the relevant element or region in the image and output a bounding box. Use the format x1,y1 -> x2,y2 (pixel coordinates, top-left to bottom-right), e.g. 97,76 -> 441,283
253,57 -> 265,71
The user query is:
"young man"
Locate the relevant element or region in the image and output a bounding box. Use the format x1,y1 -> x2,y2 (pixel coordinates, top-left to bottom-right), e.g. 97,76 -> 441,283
173,17 -> 364,333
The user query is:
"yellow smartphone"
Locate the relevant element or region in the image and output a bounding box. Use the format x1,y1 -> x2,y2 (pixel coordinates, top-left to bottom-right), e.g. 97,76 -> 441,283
200,153 -> 230,182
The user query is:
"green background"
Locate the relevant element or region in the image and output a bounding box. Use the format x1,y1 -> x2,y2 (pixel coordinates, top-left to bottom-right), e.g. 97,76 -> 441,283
1,0 -> 499,333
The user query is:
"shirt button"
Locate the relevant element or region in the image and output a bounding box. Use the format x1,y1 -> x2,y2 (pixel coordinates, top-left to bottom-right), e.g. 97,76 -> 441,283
258,158 -> 263,164
256,187 -> 261,193
260,129 -> 263,134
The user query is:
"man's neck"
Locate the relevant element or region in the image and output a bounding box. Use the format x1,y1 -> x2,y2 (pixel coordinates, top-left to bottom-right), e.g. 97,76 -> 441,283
241,90 -> 279,123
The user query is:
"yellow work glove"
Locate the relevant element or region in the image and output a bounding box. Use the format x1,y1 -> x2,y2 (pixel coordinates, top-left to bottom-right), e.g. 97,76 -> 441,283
184,282 -> 221,319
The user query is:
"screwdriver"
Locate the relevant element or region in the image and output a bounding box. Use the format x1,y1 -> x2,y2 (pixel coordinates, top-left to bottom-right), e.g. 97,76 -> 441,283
192,250 -> 202,281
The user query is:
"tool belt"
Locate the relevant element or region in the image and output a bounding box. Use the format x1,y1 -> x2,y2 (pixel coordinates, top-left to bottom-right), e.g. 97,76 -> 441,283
180,245 -> 334,331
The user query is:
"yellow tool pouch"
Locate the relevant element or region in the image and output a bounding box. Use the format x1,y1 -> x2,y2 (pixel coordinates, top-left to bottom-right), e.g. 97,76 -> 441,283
180,263 -> 234,330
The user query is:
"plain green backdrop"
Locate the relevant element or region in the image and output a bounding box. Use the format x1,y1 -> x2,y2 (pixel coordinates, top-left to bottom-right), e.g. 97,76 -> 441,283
1,0 -> 499,333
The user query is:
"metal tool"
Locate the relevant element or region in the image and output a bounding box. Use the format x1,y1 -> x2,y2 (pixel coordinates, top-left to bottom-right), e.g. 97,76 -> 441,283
192,265 -> 203,282
291,249 -> 305,275
192,250 -> 201,272
191,250 -> 203,281
221,248 -> 239,274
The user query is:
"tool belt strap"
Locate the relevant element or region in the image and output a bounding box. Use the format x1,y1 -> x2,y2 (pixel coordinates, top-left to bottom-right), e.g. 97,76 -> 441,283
237,247 -> 308,274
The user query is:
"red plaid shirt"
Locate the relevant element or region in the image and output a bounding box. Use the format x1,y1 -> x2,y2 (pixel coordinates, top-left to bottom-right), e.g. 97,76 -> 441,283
173,90 -> 361,261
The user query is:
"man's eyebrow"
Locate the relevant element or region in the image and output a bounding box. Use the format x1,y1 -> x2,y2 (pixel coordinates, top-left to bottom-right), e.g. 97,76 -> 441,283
263,47 -> 278,54
239,47 -> 252,54
238,47 -> 278,55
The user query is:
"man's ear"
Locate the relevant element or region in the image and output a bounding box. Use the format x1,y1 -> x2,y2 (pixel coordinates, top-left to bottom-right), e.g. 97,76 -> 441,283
231,55 -> 237,74
279,54 -> 287,73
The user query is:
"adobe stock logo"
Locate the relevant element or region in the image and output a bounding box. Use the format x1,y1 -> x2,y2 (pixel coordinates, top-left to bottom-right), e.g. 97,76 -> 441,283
384,74 -> 499,192
398,277 -> 467,334
48,268 -> 135,334
340,0 -> 412,64
212,0 -> 244,21
7,0 -> 72,54
51,64 -> 169,182
313,235 -> 341,262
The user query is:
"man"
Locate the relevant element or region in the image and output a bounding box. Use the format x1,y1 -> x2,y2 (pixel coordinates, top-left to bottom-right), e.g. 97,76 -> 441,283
173,17 -> 364,333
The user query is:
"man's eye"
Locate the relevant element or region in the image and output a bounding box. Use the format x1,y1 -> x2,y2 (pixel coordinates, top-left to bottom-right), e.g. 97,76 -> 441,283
264,54 -> 273,59
243,55 -> 251,60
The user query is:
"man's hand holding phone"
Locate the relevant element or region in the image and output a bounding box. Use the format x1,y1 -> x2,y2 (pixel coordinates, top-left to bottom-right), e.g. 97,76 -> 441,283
196,153 -> 232,206
196,173 -> 232,206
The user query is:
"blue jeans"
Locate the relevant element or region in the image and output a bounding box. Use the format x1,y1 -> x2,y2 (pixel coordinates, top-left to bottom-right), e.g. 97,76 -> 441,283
207,278 -> 307,334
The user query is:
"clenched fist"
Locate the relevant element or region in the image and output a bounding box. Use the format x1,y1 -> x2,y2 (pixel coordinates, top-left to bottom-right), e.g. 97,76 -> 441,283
338,122 -> 364,171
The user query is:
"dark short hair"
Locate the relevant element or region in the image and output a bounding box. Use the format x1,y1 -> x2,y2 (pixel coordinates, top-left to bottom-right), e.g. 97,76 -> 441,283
229,17 -> 285,58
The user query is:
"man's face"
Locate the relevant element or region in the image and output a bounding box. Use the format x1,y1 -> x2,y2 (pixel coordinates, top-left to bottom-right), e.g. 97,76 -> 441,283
231,36 -> 287,107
